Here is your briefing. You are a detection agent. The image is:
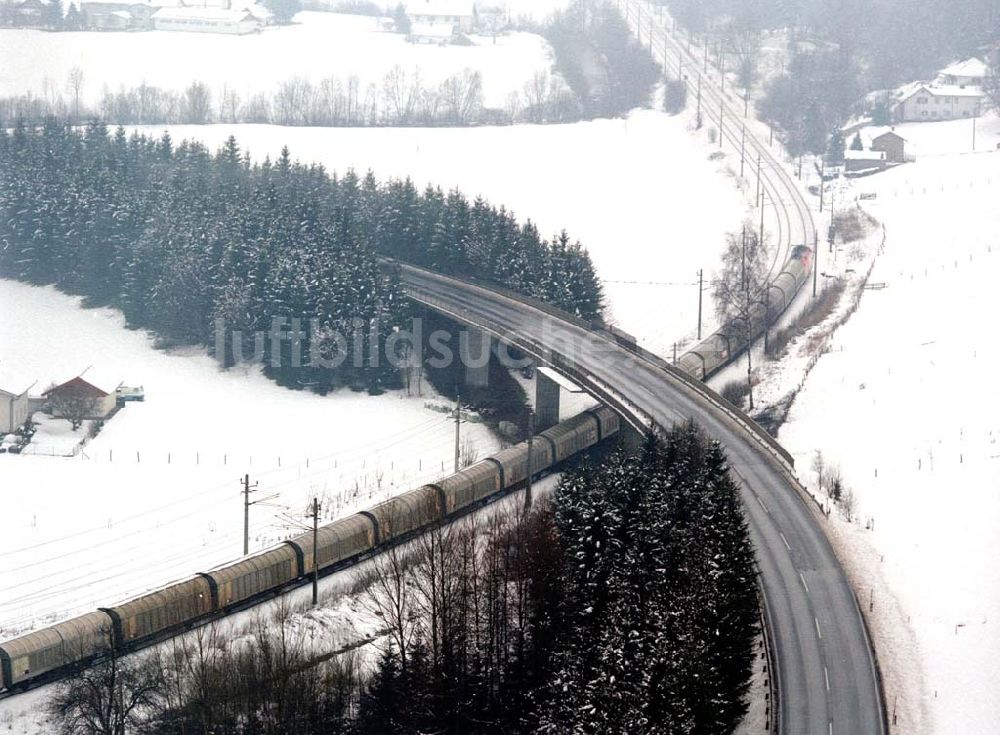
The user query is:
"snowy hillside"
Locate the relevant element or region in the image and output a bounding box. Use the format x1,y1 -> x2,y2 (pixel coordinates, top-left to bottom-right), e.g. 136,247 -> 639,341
779,132 -> 1000,733
131,110 -> 747,356
0,11 -> 557,109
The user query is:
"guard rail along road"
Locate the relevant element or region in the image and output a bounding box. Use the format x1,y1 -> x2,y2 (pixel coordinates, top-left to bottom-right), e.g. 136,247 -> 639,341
395,260 -> 887,735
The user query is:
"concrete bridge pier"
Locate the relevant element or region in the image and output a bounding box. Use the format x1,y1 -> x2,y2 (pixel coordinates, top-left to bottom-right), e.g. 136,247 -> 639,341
462,328 -> 492,388
534,368 -> 561,432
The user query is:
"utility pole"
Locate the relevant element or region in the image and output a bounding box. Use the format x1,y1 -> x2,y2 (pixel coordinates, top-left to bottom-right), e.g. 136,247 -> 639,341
819,159 -> 826,212
697,269 -> 704,340
740,125 -> 746,178
310,497 -> 320,606
756,150 -> 762,204
973,103 -> 978,150
759,188 -> 766,250
242,473 -> 258,555
719,98 -> 724,147
454,391 -> 461,473
524,408 -> 534,511
696,74 -> 702,123
742,227 -> 754,411
813,229 -> 819,298
763,288 -> 770,355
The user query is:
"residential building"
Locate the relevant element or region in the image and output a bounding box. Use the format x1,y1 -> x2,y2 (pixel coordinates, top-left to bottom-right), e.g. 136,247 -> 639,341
1,0 -> 56,28
0,374 -> 34,434
893,84 -> 985,122
81,0 -> 176,30
45,371 -> 122,421
405,0 -> 476,35
937,57 -> 989,88
151,5 -> 260,33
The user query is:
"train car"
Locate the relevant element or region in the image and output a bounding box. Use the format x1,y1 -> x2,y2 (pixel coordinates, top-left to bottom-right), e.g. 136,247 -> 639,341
0,611 -> 113,690
203,545 -> 300,610
540,412 -> 599,463
491,440 -> 553,489
588,405 -> 621,441
360,485 -> 443,544
101,576 -> 213,645
434,460 -> 503,515
288,514 -> 377,576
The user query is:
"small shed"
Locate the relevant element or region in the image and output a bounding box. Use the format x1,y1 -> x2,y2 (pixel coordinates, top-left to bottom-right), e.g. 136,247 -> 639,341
844,149 -> 886,173
870,130 -> 906,163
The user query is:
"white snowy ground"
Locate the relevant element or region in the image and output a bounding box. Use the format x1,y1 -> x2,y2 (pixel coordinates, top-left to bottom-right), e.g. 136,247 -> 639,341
776,123 -> 1000,733
131,109 -> 747,354
0,11 -> 556,110
0,279 -> 504,637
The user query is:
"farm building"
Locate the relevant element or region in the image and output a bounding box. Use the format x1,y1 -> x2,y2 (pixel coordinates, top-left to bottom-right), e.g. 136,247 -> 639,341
0,374 -> 34,434
405,0 -> 476,35
44,371 -> 121,421
151,5 -> 260,34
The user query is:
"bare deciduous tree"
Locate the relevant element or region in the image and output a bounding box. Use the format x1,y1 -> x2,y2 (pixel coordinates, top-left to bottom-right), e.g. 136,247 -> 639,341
439,69 -> 484,124
48,386 -> 99,431
47,648 -> 163,735
66,66 -> 84,120
713,223 -> 770,410
183,80 -> 212,124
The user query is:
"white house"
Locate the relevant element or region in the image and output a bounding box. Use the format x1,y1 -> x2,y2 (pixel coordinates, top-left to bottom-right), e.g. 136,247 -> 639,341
405,0 -> 476,34
152,5 -> 260,34
937,57 -> 989,88
0,373 -> 34,434
893,83 -> 985,122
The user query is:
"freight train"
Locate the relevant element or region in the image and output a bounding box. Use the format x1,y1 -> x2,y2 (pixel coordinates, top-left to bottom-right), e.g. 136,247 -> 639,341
678,245 -> 814,380
0,406 -> 620,693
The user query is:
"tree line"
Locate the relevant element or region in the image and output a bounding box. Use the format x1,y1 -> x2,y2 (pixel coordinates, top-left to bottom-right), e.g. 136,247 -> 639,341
658,0 -> 1000,155
0,122 -> 603,393
47,425 -> 760,734
0,67 -> 582,129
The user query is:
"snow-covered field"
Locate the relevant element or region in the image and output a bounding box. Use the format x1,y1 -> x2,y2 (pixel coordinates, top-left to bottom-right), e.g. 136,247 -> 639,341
779,134 -> 1000,733
0,279 -> 506,637
0,11 -> 557,109
131,110 -> 747,355
856,111 -> 1000,159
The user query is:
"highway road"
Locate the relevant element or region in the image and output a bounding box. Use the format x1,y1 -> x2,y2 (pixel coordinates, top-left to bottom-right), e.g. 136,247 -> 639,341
398,263 -> 886,735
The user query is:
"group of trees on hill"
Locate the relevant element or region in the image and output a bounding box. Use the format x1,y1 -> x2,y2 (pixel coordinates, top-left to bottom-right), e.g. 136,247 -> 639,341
541,1 -> 662,118
47,426 -> 760,734
659,0 -> 1000,154
0,122 -> 603,393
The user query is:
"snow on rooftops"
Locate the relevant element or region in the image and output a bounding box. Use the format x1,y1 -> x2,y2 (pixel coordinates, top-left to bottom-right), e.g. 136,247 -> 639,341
405,0 -> 476,17
844,149 -> 885,161
152,5 -> 255,21
47,367 -> 123,396
939,57 -> 989,79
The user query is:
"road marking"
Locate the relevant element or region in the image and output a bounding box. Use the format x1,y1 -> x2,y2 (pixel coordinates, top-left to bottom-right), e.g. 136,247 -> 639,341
829,722 -> 833,735
757,495 -> 769,513
815,617 -> 823,639
825,666 -> 830,692
780,532 -> 791,551
799,572 -> 810,593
